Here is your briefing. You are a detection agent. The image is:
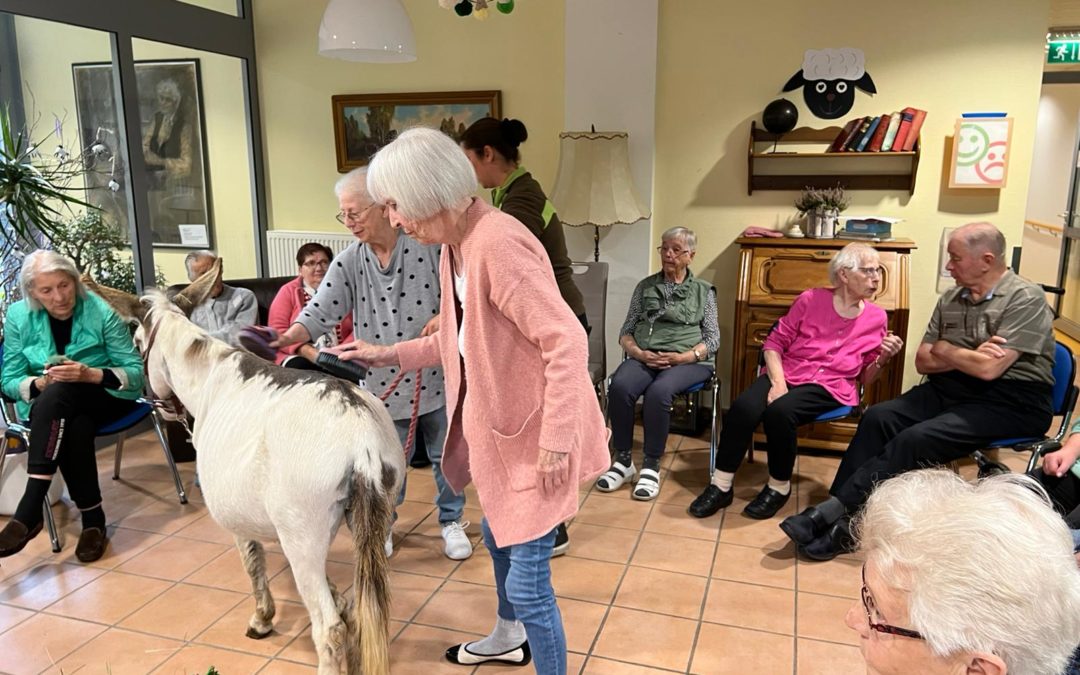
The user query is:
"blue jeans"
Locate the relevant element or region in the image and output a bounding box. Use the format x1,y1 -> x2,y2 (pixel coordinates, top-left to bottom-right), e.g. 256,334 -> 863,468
394,407 -> 465,524
482,518 -> 565,675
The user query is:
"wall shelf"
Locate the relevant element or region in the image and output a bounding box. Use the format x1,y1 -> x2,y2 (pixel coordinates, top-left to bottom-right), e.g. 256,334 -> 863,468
747,121 -> 920,195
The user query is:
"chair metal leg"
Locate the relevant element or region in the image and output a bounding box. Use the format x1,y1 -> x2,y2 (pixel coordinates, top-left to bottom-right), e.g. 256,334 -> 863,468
709,379 -> 720,477
151,411 -> 187,504
112,431 -> 125,480
42,498 -> 61,553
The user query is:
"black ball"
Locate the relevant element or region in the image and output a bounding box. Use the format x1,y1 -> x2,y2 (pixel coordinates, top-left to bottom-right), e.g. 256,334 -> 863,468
762,99 -> 798,134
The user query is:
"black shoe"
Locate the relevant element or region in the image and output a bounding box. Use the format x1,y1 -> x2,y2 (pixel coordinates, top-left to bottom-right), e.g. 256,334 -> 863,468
445,640 -> 531,666
688,484 -> 733,518
75,527 -> 108,563
0,519 -> 43,558
743,486 -> 791,520
779,506 -> 832,546
551,523 -> 569,558
800,516 -> 854,562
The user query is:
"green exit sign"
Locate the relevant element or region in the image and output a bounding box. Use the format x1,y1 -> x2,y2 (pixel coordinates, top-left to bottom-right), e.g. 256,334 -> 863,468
1049,39 -> 1080,63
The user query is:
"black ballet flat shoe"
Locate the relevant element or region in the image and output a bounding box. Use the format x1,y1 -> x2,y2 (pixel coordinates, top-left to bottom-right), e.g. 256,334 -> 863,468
688,484 -> 733,518
445,640 -> 531,666
75,527 -> 108,563
743,486 -> 791,520
799,516 -> 854,562
779,505 -> 832,546
0,519 -> 43,558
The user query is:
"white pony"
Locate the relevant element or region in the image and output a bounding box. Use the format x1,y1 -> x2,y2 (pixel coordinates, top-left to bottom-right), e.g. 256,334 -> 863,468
90,263 -> 404,675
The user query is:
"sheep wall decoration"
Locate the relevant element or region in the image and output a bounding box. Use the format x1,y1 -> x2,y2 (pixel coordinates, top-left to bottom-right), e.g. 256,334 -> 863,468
783,48 -> 876,120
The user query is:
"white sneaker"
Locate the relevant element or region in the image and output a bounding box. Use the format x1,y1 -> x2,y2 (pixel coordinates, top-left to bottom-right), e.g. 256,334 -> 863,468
384,531 -> 394,558
441,520 -> 473,560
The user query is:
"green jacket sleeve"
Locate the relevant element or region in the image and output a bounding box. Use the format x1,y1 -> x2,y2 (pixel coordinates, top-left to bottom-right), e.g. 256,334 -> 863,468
1,303 -> 35,403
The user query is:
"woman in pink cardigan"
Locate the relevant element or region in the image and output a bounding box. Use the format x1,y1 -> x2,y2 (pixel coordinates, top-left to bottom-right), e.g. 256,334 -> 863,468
267,243 -> 352,370
689,243 -> 903,521
332,128 -> 608,674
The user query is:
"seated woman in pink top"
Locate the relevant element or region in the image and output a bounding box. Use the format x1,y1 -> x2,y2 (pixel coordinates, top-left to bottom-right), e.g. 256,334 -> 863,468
267,243 -> 352,370
689,243 -> 903,520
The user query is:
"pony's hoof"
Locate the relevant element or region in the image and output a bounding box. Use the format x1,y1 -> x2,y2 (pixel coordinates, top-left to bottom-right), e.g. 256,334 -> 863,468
246,625 -> 273,640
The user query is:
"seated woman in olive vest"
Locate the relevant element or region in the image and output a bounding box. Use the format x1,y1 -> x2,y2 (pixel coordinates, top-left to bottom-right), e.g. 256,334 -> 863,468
598,227 -> 718,500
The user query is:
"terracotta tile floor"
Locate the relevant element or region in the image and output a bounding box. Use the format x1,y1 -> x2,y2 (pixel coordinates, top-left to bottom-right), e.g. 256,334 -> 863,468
0,426 -> 1031,674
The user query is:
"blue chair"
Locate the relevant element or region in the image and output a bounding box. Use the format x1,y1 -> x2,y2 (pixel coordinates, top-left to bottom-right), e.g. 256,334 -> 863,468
973,340 -> 1078,476
0,344 -> 186,553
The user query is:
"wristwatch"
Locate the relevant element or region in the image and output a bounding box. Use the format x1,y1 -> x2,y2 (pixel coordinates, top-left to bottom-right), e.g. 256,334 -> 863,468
693,346 -> 705,362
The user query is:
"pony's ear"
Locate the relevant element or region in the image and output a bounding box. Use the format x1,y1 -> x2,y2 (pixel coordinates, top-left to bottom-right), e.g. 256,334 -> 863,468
173,257 -> 220,317
84,274 -> 147,323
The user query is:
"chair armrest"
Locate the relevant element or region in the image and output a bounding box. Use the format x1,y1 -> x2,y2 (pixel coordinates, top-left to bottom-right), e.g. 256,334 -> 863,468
1014,439 -> 1061,457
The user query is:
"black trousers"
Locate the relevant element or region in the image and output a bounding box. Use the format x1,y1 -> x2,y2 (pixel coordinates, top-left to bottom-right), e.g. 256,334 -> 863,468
27,383 -> 139,510
714,375 -> 841,482
830,372 -> 1052,510
1031,468 -> 1080,528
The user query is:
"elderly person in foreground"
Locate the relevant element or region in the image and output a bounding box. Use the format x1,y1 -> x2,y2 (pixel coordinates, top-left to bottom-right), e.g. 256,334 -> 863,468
782,222 -> 1056,561
331,127 -> 608,674
850,470 -> 1080,675
690,243 -> 902,520
267,242 -> 353,371
0,250 -> 144,563
271,167 -> 468,561
184,250 -> 257,347
597,227 -> 718,501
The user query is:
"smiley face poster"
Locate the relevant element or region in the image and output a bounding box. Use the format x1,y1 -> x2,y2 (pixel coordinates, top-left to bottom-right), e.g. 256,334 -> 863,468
949,117 -> 1013,189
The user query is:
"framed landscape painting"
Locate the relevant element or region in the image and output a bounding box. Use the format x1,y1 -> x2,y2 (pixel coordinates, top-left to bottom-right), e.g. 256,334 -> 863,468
73,59 -> 212,247
331,90 -> 501,172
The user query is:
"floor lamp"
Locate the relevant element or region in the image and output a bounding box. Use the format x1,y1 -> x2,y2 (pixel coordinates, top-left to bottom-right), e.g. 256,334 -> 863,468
550,131 -> 650,262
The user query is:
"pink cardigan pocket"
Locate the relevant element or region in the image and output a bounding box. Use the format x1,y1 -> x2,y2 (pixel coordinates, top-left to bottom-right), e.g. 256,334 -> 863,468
491,407 -> 542,492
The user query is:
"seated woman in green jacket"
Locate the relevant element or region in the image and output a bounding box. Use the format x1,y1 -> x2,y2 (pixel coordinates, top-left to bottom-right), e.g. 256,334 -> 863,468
0,250 -> 145,563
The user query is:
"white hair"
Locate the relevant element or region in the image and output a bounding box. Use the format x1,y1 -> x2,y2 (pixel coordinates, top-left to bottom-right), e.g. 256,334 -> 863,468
20,250 -> 87,310
335,167 -> 370,200
661,226 -> 696,252
828,242 -> 878,286
366,127 -> 478,221
184,250 -> 218,281
801,48 -> 866,81
855,470 -> 1080,675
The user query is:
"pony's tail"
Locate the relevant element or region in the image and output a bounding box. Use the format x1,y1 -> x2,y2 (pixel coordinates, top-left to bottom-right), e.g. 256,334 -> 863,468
346,474 -> 394,675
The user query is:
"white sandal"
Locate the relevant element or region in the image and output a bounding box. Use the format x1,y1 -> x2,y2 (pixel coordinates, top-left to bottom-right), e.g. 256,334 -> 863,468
595,461 -> 636,492
632,468 -> 661,501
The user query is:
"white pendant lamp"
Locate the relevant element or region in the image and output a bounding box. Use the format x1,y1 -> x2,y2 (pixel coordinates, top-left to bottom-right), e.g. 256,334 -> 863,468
318,0 -> 417,63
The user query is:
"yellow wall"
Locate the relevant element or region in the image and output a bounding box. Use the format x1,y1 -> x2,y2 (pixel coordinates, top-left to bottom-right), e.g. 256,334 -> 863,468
253,0 -> 565,232
12,16 -> 256,285
654,0 -> 1051,394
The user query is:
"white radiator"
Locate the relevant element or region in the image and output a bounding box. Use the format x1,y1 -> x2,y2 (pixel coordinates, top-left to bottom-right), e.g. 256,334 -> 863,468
266,230 -> 356,276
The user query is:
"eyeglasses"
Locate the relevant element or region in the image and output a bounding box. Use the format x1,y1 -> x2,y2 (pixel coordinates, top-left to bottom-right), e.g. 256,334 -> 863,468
657,246 -> 691,258
857,266 -> 882,278
301,259 -> 330,269
861,566 -> 925,641
335,202 -> 378,225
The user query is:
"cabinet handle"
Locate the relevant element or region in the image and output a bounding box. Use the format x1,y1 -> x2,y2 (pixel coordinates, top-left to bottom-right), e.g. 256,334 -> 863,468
812,250 -> 832,260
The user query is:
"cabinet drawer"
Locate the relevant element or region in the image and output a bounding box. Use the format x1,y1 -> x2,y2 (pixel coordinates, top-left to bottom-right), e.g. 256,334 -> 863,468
748,247 -> 899,310
746,307 -> 786,347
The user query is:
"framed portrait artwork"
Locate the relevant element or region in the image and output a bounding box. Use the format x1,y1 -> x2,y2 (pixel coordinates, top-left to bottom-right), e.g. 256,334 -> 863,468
331,90 -> 501,172
72,59 -> 213,247
948,117 -> 1013,189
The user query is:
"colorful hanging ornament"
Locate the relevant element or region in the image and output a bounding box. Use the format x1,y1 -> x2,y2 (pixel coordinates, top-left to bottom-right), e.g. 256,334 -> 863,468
453,0 -> 472,16
473,0 -> 489,19
496,0 -> 514,13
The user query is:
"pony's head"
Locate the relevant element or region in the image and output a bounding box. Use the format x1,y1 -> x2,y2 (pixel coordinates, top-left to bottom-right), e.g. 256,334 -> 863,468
85,259 -> 220,417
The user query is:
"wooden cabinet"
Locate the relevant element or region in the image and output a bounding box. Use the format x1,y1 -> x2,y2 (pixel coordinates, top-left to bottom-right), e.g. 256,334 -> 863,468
747,122 -> 921,195
731,236 -> 916,451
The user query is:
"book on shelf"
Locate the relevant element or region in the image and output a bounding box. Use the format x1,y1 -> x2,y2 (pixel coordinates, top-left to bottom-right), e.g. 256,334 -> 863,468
899,108 -> 927,151
827,119 -> 860,152
844,116 -> 874,151
836,230 -> 895,242
855,116 -> 883,152
880,112 -> 903,151
891,107 -> 917,152
865,114 -> 891,152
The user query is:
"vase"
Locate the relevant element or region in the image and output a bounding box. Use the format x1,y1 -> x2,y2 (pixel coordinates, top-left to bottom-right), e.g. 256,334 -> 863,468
805,208 -> 822,238
819,208 -> 838,239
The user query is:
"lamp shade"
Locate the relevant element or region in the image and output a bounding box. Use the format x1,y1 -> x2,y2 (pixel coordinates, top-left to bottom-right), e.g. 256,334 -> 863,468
550,131 -> 650,228
318,0 -> 417,63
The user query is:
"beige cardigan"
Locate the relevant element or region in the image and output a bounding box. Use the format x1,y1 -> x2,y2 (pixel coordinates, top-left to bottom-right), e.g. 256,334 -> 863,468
396,199 -> 609,547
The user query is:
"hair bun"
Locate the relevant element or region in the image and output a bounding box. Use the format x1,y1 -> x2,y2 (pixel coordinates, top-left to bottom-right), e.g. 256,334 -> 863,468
500,118 -> 528,146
